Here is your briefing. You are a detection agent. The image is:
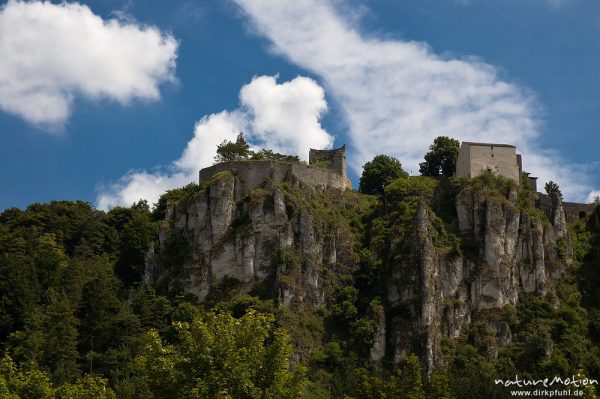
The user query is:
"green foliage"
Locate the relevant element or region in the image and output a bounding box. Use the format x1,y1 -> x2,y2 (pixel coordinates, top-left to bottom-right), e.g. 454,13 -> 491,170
0,252 -> 38,341
359,154 -> 408,196
431,216 -> 462,256
354,367 -> 400,398
1,354 -> 53,399
135,310 -> 306,398
272,246 -> 301,294
250,148 -> 301,162
555,237 -> 569,261
570,219 -> 593,265
398,354 -> 426,399
428,368 -> 454,399
158,230 -> 193,285
453,169 -> 518,199
545,180 -> 562,199
446,344 -> 506,399
331,286 -> 359,322
3,162 -> 600,399
43,290 -> 80,384
54,375 -> 116,399
419,136 -> 460,177
385,176 -> 438,204
0,354 -> 115,399
203,275 -> 243,305
277,305 -> 325,359
521,171 -> 534,191
215,132 -> 252,163
152,183 -> 203,221
214,132 -> 301,165
109,201 -> 158,286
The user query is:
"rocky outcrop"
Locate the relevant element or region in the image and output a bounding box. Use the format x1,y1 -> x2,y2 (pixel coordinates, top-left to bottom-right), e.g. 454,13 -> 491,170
387,188 -> 572,372
145,170 -> 353,306
147,167 -> 576,374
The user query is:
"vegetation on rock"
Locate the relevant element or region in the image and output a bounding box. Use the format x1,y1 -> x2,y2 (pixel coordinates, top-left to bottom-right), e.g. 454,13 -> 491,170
359,154 -> 408,196
215,132 -> 300,163
1,146 -> 599,398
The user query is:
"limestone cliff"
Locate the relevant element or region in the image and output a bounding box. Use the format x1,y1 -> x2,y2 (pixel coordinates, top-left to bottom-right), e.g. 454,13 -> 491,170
146,169 -> 576,374
387,186 -> 572,371
145,170 -> 356,307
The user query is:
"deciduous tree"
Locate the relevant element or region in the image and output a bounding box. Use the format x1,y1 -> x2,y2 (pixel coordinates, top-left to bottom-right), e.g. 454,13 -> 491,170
359,155 -> 408,196
419,136 -> 460,177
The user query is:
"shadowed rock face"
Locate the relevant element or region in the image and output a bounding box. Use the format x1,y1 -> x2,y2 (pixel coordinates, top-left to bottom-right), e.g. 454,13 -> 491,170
387,188 -> 572,371
145,170 -> 354,307
147,169 -> 574,372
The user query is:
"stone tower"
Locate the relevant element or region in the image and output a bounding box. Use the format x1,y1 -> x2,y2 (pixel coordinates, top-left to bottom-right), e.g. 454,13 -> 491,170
456,142 -> 522,183
309,145 -> 348,183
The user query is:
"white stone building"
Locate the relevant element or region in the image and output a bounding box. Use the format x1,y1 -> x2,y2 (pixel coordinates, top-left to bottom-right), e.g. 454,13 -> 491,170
455,141 -> 523,183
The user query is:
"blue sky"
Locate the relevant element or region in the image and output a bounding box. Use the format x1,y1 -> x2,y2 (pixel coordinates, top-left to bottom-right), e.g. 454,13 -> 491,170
0,0 -> 599,210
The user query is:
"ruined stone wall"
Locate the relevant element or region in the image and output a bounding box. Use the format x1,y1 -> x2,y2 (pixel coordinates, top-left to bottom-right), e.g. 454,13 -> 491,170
538,193 -> 595,224
199,160 -> 348,197
148,166 -> 354,304
563,202 -> 595,223
309,145 -> 347,179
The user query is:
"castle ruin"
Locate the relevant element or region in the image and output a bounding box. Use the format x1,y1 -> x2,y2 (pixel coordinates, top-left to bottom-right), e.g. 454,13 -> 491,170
456,141 -> 538,191
456,141 -> 523,183
309,145 -> 347,180
198,145 -> 351,196
456,141 -> 596,222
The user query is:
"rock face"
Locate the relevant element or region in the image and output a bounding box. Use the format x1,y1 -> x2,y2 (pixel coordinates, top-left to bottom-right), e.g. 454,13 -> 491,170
387,188 -> 572,372
147,167 -> 575,373
145,171 -> 353,306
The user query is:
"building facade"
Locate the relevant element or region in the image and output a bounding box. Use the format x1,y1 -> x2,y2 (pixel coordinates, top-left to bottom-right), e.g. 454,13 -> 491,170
456,141 -> 522,183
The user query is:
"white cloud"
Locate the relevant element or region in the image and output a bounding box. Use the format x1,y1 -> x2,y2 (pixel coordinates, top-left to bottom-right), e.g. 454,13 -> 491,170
232,0 -> 593,201
97,75 -> 332,210
97,171 -> 193,211
240,75 -> 331,156
587,191 -> 600,204
0,0 -> 178,127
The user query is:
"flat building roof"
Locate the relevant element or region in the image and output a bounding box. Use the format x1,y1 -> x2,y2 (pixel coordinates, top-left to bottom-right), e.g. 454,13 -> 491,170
461,141 -> 516,149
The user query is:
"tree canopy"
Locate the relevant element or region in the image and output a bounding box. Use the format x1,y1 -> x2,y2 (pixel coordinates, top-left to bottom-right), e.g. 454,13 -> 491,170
359,155 -> 408,196
215,132 -> 252,163
419,136 -> 460,177
136,310 -> 305,398
1,164 -> 600,398
544,180 -> 563,199
214,133 -> 300,164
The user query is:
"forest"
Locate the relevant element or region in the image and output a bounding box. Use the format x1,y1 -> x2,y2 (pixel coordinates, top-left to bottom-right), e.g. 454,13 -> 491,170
1,137 -> 599,398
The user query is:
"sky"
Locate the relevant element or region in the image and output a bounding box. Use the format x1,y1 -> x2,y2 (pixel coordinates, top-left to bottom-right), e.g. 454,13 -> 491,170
0,0 -> 599,211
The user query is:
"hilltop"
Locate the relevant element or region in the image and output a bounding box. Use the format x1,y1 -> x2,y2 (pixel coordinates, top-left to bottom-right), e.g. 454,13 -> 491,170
1,138 -> 599,398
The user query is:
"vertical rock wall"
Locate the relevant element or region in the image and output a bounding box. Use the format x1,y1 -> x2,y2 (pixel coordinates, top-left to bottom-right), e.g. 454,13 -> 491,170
387,188 -> 572,371
145,171 -> 354,307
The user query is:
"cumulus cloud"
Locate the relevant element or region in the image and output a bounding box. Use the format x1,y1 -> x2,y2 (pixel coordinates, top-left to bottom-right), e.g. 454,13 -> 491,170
97,171 -> 193,211
0,0 -> 178,127
97,75 -> 332,210
232,0 -> 593,201
587,191 -> 600,204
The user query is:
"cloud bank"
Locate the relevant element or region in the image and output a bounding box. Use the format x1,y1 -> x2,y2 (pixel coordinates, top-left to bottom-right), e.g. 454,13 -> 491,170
97,75 -> 332,210
233,0 -> 594,201
0,0 -> 178,127
587,191 -> 600,203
